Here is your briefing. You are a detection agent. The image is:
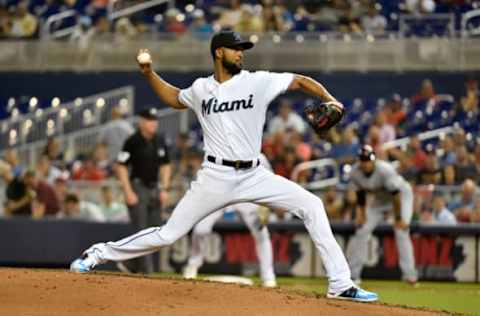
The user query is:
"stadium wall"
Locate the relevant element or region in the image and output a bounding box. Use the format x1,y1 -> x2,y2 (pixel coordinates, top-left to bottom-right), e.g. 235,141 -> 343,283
1,71 -> 473,112
1,219 -> 478,282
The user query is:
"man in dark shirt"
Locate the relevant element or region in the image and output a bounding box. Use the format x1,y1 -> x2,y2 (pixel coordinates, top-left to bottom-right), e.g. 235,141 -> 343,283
5,172 -> 34,217
5,170 -> 59,218
115,107 -> 172,274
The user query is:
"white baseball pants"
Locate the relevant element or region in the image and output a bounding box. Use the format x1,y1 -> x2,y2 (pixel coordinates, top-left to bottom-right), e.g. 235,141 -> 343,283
87,161 -> 354,294
187,203 -> 275,283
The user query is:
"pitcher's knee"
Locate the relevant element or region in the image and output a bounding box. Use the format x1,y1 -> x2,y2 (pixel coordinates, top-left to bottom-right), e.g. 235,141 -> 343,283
193,224 -> 212,236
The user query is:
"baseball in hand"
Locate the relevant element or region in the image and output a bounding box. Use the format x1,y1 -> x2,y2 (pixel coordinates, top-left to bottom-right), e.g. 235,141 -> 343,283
137,52 -> 152,64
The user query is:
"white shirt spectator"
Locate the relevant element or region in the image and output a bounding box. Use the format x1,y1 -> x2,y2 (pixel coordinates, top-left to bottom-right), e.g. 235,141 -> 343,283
99,114 -> 135,161
268,112 -> 306,135
433,207 -> 457,225
361,14 -> 387,34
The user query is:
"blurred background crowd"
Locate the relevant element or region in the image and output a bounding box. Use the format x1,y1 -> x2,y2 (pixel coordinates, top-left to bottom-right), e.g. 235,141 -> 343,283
1,0 -> 480,40
0,0 -> 479,228
1,72 -> 479,226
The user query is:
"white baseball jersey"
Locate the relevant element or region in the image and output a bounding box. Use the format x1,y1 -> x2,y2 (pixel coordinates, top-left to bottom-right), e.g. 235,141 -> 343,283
349,160 -> 410,209
178,70 -> 294,161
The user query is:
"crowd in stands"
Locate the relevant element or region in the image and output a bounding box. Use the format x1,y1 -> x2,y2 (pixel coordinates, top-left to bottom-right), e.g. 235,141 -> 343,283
1,0 -> 480,40
0,74 -> 479,225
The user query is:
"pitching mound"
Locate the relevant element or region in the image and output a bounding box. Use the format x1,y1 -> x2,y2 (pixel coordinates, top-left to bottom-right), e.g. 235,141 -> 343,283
1,268 -> 445,316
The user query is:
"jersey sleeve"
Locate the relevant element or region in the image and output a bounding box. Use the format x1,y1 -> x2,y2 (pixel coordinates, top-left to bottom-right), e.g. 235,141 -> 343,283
116,137 -> 133,165
259,71 -> 295,105
383,164 -> 403,193
178,86 -> 195,110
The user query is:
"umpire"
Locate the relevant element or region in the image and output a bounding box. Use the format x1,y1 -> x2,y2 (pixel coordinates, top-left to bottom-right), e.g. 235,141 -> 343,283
115,107 -> 171,274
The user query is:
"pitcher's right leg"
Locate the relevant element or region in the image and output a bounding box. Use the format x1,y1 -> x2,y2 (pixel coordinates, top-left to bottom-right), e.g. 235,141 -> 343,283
71,171 -> 232,272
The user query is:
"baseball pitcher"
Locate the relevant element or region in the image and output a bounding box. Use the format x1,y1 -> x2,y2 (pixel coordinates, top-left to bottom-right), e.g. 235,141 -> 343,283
183,154 -> 276,288
71,30 -> 377,302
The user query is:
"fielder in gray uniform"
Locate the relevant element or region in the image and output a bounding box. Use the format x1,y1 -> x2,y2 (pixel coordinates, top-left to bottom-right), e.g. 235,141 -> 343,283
347,145 -> 418,284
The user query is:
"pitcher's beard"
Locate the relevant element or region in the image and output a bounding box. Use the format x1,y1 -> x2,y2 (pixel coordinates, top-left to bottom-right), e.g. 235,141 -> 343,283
222,59 -> 242,75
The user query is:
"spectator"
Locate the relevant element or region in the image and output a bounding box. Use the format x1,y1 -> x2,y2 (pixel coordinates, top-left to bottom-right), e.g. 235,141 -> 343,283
3,149 -> 23,178
216,0 -> 242,29
0,4 -> 12,38
431,195 -> 456,225
189,9 -> 214,40
338,5 -> 362,33
330,126 -> 360,164
452,146 -> 476,184
288,130 -> 312,162
340,188 -> 357,222
114,17 -> 137,43
361,3 -> 387,34
70,16 -> 95,51
384,94 -> 407,126
43,137 -> 64,169
471,199 -> 480,223
92,143 -> 111,176
23,170 -> 60,218
0,159 -> 12,184
5,171 -> 35,217
272,147 -> 298,179
98,105 -> 134,162
375,111 -> 396,145
164,8 -> 187,35
448,179 -> 477,222
72,154 -> 107,181
407,134 -> 427,170
397,152 -> 418,184
411,79 -> 436,106
438,135 -> 456,167
52,176 -> 68,213
36,154 -> 63,185
268,99 -> 306,135
460,76 -> 479,113
292,5 -> 314,32
99,185 -> 129,222
323,187 -> 343,220
419,147 -> 442,185
235,4 -> 263,33
59,193 -> 105,222
262,3 -> 286,32
316,0 -> 344,30
10,1 -> 38,38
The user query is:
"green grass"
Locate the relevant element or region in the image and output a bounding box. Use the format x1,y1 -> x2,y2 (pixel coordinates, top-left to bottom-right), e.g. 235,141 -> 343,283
153,273 -> 480,315
276,277 -> 480,316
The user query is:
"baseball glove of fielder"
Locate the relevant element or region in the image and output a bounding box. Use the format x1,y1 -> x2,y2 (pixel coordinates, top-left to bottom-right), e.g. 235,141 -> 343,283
304,101 -> 345,135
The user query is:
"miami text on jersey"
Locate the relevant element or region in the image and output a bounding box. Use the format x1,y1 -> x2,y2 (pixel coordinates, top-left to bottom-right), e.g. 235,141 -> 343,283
201,94 -> 254,116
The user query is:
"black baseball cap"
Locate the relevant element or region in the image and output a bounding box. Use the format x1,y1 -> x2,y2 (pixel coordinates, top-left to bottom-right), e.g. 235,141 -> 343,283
210,30 -> 254,58
138,107 -> 158,120
358,145 -> 376,161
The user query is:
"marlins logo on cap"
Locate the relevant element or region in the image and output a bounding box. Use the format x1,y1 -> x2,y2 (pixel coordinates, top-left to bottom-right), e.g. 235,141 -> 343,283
358,145 -> 376,161
138,107 -> 158,120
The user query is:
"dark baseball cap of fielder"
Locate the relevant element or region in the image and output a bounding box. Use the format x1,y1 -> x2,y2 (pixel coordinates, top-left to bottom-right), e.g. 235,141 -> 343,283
210,30 -> 254,58
138,107 -> 158,120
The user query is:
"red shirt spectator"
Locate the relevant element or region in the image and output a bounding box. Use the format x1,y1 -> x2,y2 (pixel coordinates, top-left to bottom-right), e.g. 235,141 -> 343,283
72,159 -> 107,181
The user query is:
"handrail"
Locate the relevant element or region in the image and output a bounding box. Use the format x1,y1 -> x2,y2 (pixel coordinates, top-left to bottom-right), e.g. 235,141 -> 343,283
291,158 -> 339,190
462,9 -> 480,37
42,9 -> 77,39
398,13 -> 455,38
108,0 -> 171,21
382,126 -> 454,150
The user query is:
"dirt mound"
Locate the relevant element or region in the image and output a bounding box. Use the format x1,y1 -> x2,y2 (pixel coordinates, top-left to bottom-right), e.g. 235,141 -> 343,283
0,268 -> 445,316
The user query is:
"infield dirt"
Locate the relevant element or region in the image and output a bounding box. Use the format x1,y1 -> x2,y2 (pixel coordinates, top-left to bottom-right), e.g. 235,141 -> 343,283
0,268 -> 448,315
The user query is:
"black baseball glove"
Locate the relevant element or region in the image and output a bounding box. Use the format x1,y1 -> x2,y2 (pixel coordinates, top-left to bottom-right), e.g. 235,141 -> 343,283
304,101 -> 345,135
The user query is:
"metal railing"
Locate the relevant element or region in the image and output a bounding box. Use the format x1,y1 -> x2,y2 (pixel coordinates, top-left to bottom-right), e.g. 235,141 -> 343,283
462,9 -> 480,37
292,125 -> 458,190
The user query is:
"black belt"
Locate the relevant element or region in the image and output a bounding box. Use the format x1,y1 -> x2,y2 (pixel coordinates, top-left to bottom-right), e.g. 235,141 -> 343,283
207,155 -> 260,170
